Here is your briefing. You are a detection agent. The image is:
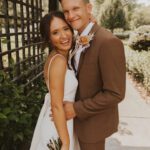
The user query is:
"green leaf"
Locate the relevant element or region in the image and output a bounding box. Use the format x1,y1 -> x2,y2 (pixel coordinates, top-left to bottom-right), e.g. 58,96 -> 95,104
0,113 -> 7,119
1,38 -> 9,44
3,108 -> 11,115
0,70 -> 5,82
14,132 -> 24,141
9,57 -> 15,68
8,114 -> 19,122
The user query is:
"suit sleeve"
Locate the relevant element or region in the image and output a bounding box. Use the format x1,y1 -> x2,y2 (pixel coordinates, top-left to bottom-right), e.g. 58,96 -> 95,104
74,37 -> 126,120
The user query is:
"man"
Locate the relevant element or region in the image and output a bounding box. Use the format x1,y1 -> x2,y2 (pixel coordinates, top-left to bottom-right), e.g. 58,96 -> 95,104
59,0 -> 126,149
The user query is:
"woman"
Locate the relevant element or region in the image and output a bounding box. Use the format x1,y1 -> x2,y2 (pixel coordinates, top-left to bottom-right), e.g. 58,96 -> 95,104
30,11 -> 79,150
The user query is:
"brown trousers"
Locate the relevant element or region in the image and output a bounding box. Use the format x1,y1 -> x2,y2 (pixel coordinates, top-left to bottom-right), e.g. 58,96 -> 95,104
78,139 -> 105,150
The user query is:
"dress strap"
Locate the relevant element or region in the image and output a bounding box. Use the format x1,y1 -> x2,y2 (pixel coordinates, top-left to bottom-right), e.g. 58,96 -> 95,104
47,54 -> 66,90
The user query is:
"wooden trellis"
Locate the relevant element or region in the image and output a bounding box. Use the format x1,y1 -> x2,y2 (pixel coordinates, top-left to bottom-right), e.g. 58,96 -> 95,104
0,0 -> 58,91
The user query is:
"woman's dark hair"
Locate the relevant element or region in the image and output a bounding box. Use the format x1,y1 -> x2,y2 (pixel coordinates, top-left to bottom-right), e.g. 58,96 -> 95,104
40,11 -> 74,44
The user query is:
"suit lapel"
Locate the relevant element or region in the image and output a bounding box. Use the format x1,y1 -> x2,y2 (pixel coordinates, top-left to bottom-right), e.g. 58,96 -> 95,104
76,51 -> 85,77
76,24 -> 100,77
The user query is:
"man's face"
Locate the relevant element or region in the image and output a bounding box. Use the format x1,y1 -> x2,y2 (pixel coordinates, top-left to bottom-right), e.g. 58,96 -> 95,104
61,0 -> 92,33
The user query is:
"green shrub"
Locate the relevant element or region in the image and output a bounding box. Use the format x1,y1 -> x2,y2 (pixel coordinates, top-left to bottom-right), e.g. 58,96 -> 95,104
99,0 -> 127,32
128,25 -> 150,51
0,70 -> 47,150
125,45 -> 150,92
130,6 -> 150,29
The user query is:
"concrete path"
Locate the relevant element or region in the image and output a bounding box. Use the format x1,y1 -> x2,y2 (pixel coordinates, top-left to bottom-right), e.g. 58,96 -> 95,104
106,77 -> 150,150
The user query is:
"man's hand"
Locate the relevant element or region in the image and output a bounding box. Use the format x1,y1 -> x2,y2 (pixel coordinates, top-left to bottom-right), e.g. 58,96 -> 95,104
63,101 -> 76,120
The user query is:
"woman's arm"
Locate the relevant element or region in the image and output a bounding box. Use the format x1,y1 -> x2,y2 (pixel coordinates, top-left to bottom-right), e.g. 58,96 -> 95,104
49,55 -> 69,148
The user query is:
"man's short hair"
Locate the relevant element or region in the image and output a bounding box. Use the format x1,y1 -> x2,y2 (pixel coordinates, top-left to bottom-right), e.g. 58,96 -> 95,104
59,0 -> 89,3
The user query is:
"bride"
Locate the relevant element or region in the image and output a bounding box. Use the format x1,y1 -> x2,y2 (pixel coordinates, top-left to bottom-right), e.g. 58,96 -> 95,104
30,11 -> 80,150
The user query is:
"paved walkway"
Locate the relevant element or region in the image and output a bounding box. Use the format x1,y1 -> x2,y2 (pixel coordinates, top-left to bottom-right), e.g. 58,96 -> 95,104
106,77 -> 150,150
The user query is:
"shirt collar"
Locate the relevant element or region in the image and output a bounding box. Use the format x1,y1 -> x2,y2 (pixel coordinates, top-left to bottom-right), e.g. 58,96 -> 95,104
80,22 -> 95,36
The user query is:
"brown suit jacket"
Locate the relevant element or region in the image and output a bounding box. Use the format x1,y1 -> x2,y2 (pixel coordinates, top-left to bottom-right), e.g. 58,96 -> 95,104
73,24 -> 126,143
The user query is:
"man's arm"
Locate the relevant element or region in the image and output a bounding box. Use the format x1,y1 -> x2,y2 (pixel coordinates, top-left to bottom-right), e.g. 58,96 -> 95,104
74,37 -> 126,120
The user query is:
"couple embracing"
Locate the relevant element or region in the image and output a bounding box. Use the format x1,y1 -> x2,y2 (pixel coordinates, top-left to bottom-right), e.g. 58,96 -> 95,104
30,0 -> 126,149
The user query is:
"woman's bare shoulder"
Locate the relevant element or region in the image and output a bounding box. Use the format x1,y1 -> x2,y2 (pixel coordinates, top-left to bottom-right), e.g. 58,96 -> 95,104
49,54 -> 67,75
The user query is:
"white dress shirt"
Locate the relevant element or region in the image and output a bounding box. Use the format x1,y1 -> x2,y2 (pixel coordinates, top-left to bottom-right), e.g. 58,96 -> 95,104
74,22 -> 94,71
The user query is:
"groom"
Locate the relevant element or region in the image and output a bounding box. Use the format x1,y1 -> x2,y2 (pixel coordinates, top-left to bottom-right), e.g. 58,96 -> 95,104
59,0 -> 126,149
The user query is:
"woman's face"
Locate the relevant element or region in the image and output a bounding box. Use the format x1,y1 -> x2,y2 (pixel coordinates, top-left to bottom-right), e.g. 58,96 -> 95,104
50,17 -> 73,52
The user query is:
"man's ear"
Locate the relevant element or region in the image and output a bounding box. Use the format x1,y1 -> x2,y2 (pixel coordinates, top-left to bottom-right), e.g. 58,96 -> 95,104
86,3 -> 92,14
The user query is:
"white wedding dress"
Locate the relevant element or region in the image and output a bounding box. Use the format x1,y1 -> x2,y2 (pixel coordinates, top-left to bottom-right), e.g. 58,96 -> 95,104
30,54 -> 80,150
